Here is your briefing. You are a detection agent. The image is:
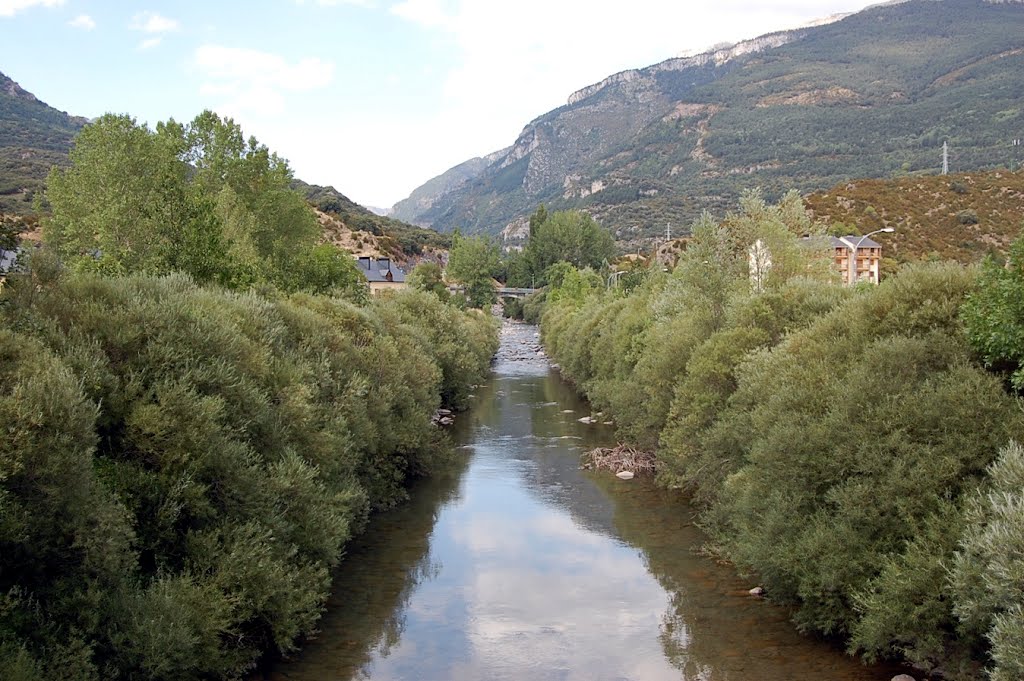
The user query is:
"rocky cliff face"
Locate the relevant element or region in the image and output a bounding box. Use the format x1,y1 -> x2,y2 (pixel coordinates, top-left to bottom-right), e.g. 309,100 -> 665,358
394,0 -> 1024,244
566,30 -> 804,106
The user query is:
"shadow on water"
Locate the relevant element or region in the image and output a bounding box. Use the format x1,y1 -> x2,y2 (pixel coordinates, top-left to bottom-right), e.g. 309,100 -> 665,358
262,321 -> 910,681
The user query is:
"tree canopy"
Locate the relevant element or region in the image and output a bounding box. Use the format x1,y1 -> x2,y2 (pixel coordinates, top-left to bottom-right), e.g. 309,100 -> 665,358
446,233 -> 500,308
44,112 -> 362,297
512,207 -> 615,287
963,231 -> 1024,391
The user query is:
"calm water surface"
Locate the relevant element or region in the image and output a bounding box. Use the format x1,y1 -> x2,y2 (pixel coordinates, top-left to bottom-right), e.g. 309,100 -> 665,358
266,321 -> 906,681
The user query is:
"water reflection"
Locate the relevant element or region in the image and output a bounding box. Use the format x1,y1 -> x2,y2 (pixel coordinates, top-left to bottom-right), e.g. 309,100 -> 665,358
264,322 -> 905,681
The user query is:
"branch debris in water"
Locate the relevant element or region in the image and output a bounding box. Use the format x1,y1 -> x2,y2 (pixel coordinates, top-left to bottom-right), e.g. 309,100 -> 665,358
581,444 -> 656,474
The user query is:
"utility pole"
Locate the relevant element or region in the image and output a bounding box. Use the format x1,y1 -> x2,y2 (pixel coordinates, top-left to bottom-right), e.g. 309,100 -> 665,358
1014,138 -> 1021,172
666,223 -> 672,241
942,141 -> 949,175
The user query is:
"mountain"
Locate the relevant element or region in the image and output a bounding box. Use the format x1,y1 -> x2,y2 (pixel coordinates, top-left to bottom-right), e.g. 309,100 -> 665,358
0,71 -> 86,214
394,0 -> 1024,243
390,147 -> 509,224
293,179 -> 451,260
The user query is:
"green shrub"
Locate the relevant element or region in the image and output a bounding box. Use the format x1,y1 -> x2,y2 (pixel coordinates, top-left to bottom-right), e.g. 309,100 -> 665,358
952,441 -> 1024,681
957,209 -> 980,225
713,264 -> 1023,668
0,270 -> 497,679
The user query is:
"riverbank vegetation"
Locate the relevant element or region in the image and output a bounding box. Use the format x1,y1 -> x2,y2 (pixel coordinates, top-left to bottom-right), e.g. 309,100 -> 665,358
0,113 -> 499,680
537,190 -> 1024,679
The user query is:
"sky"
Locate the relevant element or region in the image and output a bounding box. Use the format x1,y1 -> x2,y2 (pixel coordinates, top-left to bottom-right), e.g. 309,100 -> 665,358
2,0 -> 882,209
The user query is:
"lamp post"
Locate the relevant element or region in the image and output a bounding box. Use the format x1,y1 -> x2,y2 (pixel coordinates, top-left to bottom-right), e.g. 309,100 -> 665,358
848,227 -> 895,285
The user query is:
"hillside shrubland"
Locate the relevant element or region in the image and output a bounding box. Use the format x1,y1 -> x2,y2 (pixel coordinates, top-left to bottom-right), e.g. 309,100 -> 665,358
805,171 -> 1024,269
538,193 -> 1024,679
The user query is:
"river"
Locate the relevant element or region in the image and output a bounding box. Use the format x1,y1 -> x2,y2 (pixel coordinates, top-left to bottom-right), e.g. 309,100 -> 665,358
262,320 -> 908,681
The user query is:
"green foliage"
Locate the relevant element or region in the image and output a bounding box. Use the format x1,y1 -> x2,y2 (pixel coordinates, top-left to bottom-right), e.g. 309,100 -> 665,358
952,441 -> 1024,681
521,289 -> 548,324
513,208 -> 616,287
0,269 -> 497,679
446,233 -> 500,308
658,279 -> 850,497
406,261 -> 449,300
963,234 -> 1024,390
712,265 -> 1019,648
43,112 -> 363,298
0,215 -> 25,252
543,194 -> 837,448
539,190 -> 1024,674
375,291 -> 498,410
849,502 -> 980,676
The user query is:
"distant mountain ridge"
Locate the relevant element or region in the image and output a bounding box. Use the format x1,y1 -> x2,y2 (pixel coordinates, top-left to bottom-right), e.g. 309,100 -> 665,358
393,0 -> 1024,243
0,71 -> 86,213
390,147 -> 508,224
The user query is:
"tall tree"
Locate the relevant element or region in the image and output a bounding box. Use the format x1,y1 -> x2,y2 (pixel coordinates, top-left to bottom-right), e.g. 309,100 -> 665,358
407,261 -> 449,300
524,209 -> 615,285
45,114 -> 206,276
45,111 -> 359,296
446,233 -> 500,308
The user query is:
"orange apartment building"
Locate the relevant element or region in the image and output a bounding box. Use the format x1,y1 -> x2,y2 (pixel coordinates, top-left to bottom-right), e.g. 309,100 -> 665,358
830,235 -> 882,285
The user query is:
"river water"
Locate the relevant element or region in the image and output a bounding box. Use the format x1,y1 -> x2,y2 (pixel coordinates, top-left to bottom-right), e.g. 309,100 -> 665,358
264,320 -> 907,681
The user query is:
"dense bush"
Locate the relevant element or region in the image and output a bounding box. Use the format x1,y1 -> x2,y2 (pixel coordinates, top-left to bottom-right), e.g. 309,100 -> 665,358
540,193 -> 1024,677
712,263 -> 1022,675
953,441 -> 1024,681
0,270 -> 496,680
963,232 -> 1024,391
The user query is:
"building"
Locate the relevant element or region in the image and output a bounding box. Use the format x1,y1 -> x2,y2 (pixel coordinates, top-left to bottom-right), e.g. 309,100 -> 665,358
355,256 -> 407,295
830,235 -> 883,285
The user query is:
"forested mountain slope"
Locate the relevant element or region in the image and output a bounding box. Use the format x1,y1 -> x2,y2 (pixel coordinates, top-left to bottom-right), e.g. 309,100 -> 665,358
0,71 -> 85,214
396,0 -> 1024,242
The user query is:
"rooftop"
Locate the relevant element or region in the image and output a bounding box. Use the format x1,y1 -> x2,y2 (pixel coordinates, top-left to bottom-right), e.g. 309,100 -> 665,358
355,256 -> 406,284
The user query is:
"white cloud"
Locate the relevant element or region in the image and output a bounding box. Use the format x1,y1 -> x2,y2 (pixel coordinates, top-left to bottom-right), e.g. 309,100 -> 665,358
68,13 -> 95,30
139,37 -> 162,50
0,0 -> 63,18
130,10 -> 179,33
194,45 -> 335,117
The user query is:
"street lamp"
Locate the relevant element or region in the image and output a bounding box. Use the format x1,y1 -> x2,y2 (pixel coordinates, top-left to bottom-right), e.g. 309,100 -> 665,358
848,227 -> 895,285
